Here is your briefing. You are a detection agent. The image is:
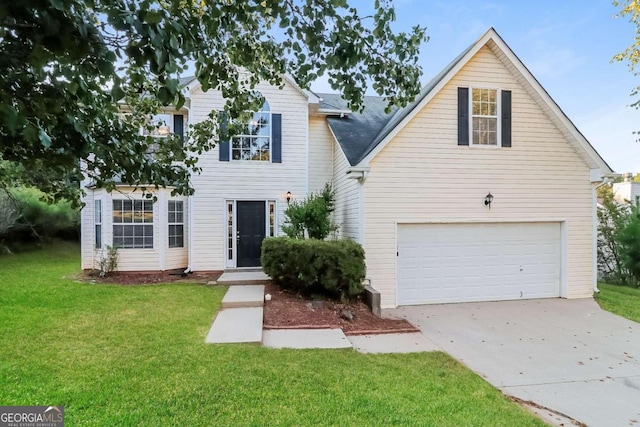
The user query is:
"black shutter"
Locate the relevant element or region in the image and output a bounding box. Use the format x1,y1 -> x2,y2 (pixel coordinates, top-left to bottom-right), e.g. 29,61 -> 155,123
218,111 -> 229,161
173,114 -> 184,141
458,87 -> 469,146
501,90 -> 512,148
272,113 -> 282,163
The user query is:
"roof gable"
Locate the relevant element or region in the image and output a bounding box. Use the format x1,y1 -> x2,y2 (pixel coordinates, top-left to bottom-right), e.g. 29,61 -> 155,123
326,27 -> 611,174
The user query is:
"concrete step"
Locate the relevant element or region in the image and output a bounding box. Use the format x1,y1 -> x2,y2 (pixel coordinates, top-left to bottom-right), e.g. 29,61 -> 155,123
347,332 -> 439,354
221,285 -> 265,309
205,307 -> 263,344
218,270 -> 271,286
262,329 -> 352,349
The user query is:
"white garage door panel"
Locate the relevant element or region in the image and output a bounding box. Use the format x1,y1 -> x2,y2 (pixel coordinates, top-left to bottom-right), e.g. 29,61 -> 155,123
397,223 -> 561,305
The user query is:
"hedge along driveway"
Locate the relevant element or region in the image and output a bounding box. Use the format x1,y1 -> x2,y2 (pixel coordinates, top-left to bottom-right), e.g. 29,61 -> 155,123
0,242 -> 547,426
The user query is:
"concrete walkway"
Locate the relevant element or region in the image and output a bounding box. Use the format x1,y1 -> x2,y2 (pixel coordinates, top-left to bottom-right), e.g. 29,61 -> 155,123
206,285 -> 265,344
263,329 -> 352,349
348,332 -> 439,353
217,270 -> 270,285
388,298 -> 640,427
207,284 -> 437,352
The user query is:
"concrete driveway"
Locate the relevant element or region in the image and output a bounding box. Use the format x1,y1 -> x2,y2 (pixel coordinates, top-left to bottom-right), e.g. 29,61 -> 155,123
387,298 -> 640,427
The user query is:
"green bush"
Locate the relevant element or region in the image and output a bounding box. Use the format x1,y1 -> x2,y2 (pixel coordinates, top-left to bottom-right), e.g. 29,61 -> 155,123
619,206 -> 640,286
282,183 -> 337,239
261,237 -> 366,301
597,186 -> 633,285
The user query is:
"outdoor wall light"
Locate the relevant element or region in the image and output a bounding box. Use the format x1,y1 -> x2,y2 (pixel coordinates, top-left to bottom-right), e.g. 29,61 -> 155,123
157,124 -> 171,135
286,191 -> 292,204
484,192 -> 494,209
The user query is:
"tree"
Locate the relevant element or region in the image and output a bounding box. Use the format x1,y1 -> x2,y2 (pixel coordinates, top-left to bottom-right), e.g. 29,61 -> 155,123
282,183 -> 337,240
615,1 -> 640,122
1,0 -> 427,203
597,184 -> 632,284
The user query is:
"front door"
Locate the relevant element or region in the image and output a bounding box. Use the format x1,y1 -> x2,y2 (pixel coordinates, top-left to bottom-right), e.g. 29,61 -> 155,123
236,201 -> 266,267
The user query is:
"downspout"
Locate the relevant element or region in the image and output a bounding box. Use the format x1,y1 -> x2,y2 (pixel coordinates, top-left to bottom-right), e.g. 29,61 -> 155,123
182,104 -> 194,274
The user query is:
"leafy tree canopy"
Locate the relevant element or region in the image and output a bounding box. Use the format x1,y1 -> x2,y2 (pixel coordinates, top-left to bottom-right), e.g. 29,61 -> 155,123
615,1 -> 640,111
1,0 -> 427,204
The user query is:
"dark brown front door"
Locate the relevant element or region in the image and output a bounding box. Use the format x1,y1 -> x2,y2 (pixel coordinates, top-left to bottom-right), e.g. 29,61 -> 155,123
236,201 -> 266,267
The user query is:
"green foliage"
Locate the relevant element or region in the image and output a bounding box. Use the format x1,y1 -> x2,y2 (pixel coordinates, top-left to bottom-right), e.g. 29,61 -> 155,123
261,237 -> 366,301
5,188 -> 80,243
282,183 -> 337,239
1,0 -> 427,202
597,186 -> 633,285
618,205 -> 640,285
596,283 -> 640,323
97,245 -> 118,277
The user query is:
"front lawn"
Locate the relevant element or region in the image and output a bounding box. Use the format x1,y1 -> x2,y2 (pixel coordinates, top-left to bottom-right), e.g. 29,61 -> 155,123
0,242 -> 546,426
596,283 -> 640,323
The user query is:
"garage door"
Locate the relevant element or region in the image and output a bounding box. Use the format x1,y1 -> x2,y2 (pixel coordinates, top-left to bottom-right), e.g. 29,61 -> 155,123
397,222 -> 561,305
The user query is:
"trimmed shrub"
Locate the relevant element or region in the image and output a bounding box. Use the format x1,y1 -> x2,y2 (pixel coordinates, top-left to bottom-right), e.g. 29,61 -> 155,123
261,237 -> 366,301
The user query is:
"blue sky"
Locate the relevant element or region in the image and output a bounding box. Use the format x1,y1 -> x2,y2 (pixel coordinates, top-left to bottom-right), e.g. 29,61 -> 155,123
310,0 -> 640,174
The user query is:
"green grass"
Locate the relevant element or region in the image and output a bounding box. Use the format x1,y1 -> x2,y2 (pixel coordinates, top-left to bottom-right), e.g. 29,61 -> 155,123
596,283 -> 640,323
0,242 -> 546,426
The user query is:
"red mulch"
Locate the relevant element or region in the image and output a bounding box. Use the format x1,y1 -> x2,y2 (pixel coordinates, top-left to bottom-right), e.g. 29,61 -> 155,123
263,282 -> 418,335
83,270 -> 222,285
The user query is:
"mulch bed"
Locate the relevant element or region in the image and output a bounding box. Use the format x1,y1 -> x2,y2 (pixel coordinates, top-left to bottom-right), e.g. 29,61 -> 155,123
81,270 -> 222,285
79,272 -> 418,335
263,282 -> 418,335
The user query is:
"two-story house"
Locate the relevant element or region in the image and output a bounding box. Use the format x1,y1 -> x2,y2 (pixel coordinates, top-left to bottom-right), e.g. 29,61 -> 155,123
81,28 -> 612,309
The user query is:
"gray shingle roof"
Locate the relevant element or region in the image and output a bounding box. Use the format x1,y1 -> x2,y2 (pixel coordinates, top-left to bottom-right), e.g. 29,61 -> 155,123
319,94 -> 399,165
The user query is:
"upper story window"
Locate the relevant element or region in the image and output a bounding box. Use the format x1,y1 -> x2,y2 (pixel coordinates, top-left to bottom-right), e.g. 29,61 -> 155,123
232,101 -> 271,161
471,88 -> 498,146
458,87 -> 511,148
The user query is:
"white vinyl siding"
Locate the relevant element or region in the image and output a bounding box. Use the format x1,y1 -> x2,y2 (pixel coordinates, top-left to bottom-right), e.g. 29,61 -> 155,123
80,188 -> 188,271
189,80 -> 309,271
332,140 -> 360,241
308,117 -> 335,194
363,45 -> 595,308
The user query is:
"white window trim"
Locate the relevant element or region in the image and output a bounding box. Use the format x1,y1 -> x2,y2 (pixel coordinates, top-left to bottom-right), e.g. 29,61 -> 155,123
168,200 -> 184,249
231,106 -> 272,162
94,198 -> 103,249
267,200 -> 277,238
112,199 -> 155,249
468,87 -> 501,148
226,201 -> 235,268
